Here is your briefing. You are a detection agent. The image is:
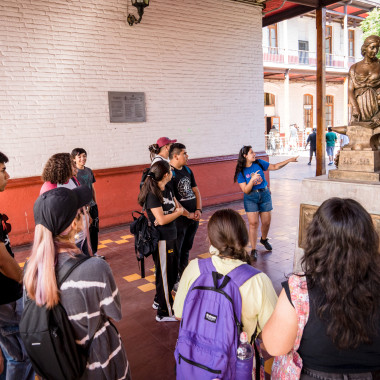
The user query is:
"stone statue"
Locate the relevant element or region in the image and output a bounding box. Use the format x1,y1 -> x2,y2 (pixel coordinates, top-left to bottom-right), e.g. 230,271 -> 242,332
348,35 -> 380,127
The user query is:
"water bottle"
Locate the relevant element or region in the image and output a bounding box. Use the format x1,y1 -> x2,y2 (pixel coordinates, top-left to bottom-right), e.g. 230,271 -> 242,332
235,332 -> 254,380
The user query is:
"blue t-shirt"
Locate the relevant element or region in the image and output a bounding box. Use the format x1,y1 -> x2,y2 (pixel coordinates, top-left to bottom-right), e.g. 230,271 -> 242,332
237,159 -> 269,190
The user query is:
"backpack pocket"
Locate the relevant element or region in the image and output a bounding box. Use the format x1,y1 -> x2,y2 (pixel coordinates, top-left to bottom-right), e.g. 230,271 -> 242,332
175,336 -> 230,380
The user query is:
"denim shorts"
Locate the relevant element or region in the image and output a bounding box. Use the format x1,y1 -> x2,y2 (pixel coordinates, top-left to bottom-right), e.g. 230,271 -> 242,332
326,146 -> 334,156
243,188 -> 273,213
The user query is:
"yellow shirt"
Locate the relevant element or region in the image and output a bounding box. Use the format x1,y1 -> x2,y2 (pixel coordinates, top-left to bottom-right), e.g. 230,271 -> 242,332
173,256 -> 278,340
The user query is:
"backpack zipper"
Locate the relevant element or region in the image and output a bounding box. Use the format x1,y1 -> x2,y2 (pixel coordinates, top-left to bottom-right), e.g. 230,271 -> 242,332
178,354 -> 222,374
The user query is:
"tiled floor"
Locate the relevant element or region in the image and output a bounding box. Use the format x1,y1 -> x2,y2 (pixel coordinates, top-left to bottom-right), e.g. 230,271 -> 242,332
13,155 -> 314,380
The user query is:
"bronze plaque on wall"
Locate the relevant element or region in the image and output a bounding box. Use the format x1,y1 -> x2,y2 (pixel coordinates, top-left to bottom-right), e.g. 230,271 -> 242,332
298,203 -> 380,249
108,92 -> 146,123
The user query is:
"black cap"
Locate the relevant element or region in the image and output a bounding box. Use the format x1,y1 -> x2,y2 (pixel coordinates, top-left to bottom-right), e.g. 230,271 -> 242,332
34,186 -> 92,236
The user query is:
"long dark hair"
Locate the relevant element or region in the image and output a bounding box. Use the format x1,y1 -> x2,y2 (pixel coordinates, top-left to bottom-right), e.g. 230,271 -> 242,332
302,197 -> 380,349
233,146 -> 251,183
148,144 -> 163,162
138,160 -> 171,206
207,209 -> 251,265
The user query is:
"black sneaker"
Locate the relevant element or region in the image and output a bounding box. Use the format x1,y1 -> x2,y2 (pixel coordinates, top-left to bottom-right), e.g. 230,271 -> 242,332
260,238 -> 272,251
251,249 -> 258,261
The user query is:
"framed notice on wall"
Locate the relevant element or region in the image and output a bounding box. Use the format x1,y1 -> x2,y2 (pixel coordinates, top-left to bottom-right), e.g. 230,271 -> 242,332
108,92 -> 146,123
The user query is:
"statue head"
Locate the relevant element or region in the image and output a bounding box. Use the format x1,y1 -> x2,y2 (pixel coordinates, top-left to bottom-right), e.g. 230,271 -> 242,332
361,35 -> 380,58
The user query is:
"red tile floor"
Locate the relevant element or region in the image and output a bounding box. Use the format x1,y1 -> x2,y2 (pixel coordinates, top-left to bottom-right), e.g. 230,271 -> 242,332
13,155 -> 318,380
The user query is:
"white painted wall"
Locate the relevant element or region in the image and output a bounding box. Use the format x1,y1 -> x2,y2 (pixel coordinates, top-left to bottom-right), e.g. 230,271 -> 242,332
0,0 -> 264,178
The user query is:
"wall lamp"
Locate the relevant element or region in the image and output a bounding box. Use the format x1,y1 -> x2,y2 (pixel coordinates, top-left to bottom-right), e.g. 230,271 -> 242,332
127,0 -> 149,26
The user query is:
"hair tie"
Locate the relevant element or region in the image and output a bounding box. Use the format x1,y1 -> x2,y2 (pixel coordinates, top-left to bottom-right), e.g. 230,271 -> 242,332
147,172 -> 156,180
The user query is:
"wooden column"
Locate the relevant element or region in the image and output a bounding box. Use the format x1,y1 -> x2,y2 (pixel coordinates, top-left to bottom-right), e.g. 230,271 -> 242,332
316,7 -> 326,176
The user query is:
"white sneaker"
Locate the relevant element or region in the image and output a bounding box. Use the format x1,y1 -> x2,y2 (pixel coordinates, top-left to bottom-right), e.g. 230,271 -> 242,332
152,301 -> 159,310
156,315 -> 178,322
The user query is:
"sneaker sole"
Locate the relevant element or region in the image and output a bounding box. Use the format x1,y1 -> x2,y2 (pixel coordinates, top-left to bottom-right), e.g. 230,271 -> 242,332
155,315 -> 178,322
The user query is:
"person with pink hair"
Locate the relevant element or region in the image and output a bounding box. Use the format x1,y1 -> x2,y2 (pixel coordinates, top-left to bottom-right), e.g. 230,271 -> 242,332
24,187 -> 131,379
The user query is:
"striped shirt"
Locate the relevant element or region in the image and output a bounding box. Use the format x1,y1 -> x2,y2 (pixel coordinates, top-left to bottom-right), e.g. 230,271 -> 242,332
57,253 -> 131,380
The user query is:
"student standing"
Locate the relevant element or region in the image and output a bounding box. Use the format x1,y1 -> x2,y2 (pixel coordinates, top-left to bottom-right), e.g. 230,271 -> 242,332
148,137 -> 177,165
71,148 -> 103,259
174,209 -> 277,373
24,186 -> 130,379
326,127 -> 337,165
234,146 -> 298,260
169,143 -> 202,283
0,152 -> 34,380
138,160 -> 186,322
263,198 -> 380,379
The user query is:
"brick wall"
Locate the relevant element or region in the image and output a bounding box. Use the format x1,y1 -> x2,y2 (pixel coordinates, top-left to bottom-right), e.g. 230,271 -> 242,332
0,0 -> 264,178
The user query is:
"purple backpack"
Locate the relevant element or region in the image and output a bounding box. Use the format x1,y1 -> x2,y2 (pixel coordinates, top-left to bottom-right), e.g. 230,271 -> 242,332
174,258 -> 260,380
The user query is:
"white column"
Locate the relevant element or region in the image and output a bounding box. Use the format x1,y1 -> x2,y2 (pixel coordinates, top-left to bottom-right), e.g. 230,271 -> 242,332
284,69 -> 290,136
283,20 -> 288,64
343,76 -> 349,125
343,5 -> 348,69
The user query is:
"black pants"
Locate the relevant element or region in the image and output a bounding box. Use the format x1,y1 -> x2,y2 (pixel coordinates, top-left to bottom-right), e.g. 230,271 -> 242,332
301,368 -> 380,380
89,204 -> 99,254
175,216 -> 199,278
152,240 -> 178,317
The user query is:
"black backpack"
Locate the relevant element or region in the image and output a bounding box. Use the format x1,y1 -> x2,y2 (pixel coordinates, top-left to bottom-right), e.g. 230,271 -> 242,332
130,210 -> 160,278
19,254 -> 94,380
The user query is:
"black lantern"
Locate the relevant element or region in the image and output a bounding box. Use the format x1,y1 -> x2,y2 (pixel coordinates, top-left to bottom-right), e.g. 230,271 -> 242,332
127,0 -> 150,26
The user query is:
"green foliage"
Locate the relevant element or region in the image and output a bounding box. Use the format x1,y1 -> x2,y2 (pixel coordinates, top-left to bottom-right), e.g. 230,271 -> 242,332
360,8 -> 380,40
360,8 -> 380,57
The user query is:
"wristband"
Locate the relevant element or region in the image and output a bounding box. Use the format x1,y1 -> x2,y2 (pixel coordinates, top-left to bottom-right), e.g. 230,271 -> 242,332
196,208 -> 202,214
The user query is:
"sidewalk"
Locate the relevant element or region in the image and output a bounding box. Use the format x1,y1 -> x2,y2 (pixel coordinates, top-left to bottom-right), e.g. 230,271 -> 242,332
13,155 -> 319,379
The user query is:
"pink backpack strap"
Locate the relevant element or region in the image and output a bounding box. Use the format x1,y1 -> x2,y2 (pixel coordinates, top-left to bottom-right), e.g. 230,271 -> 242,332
271,274 -> 309,380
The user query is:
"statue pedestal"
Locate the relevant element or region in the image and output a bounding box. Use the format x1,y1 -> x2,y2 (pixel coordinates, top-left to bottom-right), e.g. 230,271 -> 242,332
328,150 -> 380,181
293,176 -> 380,272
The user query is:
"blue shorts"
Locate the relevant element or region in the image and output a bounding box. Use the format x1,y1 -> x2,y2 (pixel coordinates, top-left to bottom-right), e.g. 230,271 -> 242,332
243,188 -> 273,213
326,146 -> 334,156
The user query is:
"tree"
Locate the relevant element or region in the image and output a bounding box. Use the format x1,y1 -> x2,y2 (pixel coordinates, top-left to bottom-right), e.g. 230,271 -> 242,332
360,8 -> 380,57
360,8 -> 380,40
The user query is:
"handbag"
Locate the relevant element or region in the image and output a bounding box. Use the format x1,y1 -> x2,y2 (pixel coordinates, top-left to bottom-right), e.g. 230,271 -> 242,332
129,209 -> 159,278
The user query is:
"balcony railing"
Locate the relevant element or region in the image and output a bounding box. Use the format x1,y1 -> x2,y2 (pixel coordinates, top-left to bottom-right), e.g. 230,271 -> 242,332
263,46 -> 358,69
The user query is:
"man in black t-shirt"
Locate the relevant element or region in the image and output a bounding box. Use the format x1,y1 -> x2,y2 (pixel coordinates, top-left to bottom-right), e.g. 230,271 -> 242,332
305,129 -> 317,165
0,152 -> 34,379
169,143 -> 202,281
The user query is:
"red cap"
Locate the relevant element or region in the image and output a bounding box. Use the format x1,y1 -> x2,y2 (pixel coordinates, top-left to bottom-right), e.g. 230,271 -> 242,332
156,137 -> 177,148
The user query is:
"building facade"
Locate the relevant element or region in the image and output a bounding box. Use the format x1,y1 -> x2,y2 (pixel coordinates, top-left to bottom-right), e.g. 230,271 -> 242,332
262,2 -> 374,145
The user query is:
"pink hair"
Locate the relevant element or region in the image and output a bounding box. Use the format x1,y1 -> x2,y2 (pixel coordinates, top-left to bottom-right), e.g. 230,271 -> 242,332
24,220 -> 81,308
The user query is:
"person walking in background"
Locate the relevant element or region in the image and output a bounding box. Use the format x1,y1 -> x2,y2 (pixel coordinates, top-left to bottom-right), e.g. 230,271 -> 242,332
0,152 -> 34,380
305,128 -> 317,165
169,143 -> 202,288
326,126 -> 337,165
71,148 -> 104,259
234,146 -> 298,260
149,137 -> 177,165
263,198 -> 380,379
138,160 -> 185,322
340,133 -> 349,149
24,186 -> 131,379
